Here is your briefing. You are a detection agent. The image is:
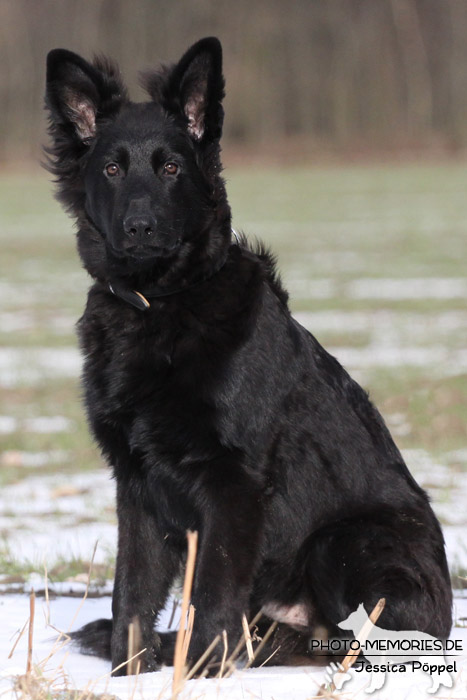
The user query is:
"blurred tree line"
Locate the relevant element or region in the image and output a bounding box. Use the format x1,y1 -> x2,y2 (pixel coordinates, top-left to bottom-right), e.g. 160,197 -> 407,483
2,0 -> 467,163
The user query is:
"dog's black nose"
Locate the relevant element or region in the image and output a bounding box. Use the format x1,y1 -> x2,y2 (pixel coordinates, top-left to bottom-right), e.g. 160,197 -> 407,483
123,214 -> 157,242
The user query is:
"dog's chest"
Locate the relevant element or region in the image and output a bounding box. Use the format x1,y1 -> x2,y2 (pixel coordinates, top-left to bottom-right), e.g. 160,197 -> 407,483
78,293 -> 231,446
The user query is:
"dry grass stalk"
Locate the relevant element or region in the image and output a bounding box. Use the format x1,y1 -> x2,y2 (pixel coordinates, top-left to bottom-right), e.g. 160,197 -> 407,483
242,614 -> 254,662
217,630 -> 229,678
26,589 -> 35,675
167,597 -> 180,630
9,551 -> 134,700
8,618 -> 28,660
66,541 -> 98,634
36,541 -> 100,672
184,634 -> 221,682
127,616 -> 142,676
258,644 -> 281,668
221,609 -> 263,675
318,597 -> 386,696
244,619 -> 278,669
43,559 -> 50,627
172,530 -> 198,697
221,617 -> 279,679
102,648 -> 147,679
181,604 -> 195,660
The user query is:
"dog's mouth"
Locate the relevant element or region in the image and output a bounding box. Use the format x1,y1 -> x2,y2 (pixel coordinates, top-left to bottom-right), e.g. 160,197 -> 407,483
127,242 -> 180,259
110,238 -> 182,262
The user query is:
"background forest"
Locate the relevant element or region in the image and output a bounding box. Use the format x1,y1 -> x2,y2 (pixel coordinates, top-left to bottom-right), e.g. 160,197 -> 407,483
3,0 -> 467,163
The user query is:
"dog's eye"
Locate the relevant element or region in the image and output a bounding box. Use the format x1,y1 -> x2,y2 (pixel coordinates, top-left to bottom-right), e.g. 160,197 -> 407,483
105,163 -> 120,177
163,162 -> 179,176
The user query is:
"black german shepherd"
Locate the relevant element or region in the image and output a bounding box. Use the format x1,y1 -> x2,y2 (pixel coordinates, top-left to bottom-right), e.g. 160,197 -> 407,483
45,37 -> 452,675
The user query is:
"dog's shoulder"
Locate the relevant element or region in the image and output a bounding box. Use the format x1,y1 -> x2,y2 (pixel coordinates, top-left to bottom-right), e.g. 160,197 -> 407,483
237,236 -> 289,309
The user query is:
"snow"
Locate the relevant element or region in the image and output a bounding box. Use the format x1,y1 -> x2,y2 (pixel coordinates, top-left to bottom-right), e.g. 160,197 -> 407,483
0,593 -> 466,699
1,449 -> 70,469
0,347 -> 80,387
0,470 -> 116,566
348,277 -> 467,300
289,277 -> 467,301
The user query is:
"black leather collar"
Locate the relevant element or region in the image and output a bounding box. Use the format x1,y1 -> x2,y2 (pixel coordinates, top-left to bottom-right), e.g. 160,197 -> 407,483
108,230 -> 240,311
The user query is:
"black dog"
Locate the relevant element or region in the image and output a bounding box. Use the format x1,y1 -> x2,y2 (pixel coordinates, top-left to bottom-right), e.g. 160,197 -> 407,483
45,37 -> 452,674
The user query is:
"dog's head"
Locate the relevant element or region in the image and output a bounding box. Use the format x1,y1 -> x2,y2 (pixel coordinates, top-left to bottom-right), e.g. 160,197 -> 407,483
45,38 -> 230,284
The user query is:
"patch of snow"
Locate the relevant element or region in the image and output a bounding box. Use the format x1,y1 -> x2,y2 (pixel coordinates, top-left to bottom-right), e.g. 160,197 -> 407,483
446,449 -> 467,464
23,416 -> 74,433
328,344 -> 467,372
0,347 -> 81,387
0,470 -> 116,566
1,450 -> 70,468
294,309 -> 467,338
348,277 -> 467,300
0,311 -> 76,335
0,415 -> 74,435
0,594 -> 466,700
288,278 -> 337,299
0,416 -> 17,434
294,308 -> 467,376
0,311 -> 35,332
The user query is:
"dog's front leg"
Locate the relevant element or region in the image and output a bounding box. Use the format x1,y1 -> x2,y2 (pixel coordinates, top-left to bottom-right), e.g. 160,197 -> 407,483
188,478 -> 263,671
111,481 -> 180,675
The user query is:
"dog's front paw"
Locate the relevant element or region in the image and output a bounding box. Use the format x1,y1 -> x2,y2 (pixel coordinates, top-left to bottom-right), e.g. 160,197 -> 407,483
111,631 -> 162,675
186,634 -> 229,678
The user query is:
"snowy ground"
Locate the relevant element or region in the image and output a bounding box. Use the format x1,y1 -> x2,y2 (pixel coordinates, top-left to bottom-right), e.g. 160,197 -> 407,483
0,592 -> 466,700
0,459 -> 466,699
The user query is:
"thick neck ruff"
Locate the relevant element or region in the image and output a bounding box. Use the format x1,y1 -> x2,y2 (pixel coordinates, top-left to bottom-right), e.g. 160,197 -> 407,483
108,229 -> 240,311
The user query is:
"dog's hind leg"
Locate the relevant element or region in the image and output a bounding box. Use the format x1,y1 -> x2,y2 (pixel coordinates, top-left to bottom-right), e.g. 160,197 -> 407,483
304,506 -> 452,641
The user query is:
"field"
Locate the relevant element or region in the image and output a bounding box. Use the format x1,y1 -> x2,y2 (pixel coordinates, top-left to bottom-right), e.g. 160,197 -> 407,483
0,162 -> 467,696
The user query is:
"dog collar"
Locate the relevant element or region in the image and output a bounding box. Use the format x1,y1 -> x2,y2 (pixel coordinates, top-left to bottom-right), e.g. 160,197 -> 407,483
108,229 -> 241,311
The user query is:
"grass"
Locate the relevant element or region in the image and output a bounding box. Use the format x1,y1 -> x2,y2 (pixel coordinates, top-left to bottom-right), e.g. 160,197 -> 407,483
370,370 -> 467,453
0,542 -> 115,589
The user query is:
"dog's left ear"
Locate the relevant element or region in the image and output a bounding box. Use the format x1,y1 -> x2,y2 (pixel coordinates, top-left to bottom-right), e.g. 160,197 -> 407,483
146,37 -> 225,142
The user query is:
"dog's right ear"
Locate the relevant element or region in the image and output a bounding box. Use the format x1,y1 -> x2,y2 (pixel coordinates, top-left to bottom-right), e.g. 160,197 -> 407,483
46,49 -> 127,144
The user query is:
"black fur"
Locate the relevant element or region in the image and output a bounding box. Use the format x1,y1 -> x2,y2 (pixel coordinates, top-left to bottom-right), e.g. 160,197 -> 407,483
45,38 -> 452,675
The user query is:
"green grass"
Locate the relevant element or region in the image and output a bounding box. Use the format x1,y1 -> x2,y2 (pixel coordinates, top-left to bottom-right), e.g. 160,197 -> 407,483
370,370 -> 467,454
227,163 -> 467,280
0,378 -> 100,486
0,542 -> 114,587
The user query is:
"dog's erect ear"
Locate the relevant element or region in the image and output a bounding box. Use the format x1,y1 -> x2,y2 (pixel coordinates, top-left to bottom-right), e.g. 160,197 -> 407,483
46,49 -> 127,143
144,37 -> 225,142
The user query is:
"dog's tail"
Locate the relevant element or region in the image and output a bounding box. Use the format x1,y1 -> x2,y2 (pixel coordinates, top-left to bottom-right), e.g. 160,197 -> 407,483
70,618 -> 112,659
69,618 -> 177,664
